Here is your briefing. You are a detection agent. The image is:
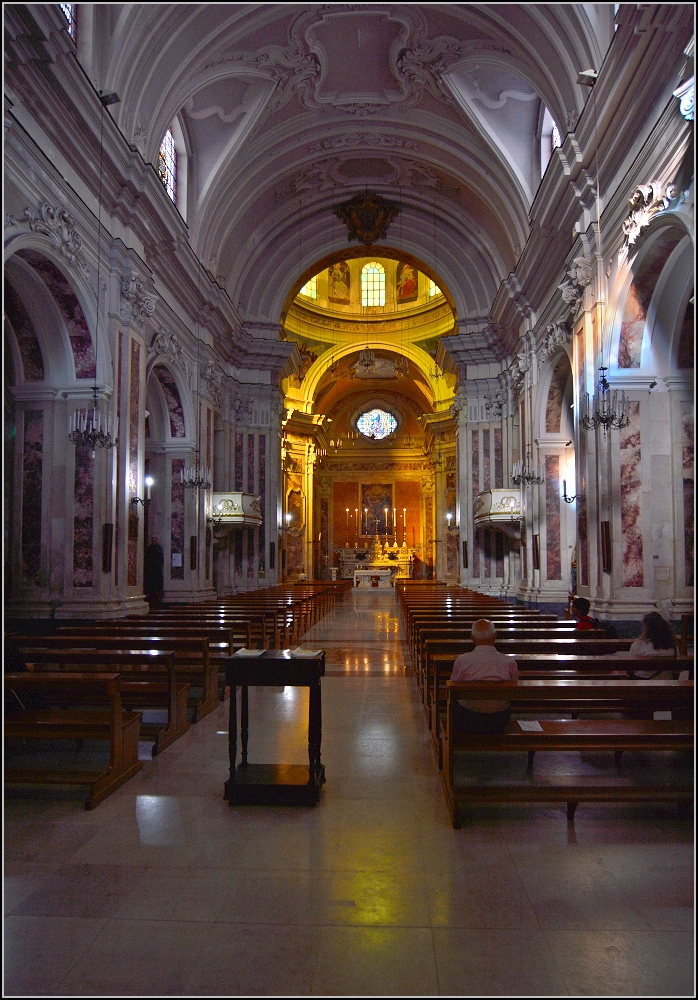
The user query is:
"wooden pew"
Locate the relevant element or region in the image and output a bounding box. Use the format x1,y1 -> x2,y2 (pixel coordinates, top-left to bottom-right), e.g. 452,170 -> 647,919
15,647 -> 189,754
5,671 -> 143,809
18,636 -> 217,723
442,678 -> 694,827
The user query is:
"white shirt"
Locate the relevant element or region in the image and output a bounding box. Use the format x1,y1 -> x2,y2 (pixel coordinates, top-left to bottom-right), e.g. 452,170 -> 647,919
450,644 -> 519,713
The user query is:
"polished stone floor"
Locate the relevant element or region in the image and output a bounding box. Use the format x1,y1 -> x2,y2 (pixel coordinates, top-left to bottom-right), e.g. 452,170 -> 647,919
4,590 -> 694,996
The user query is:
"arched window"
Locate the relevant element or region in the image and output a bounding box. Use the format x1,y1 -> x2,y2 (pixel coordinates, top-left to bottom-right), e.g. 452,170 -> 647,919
59,4 -> 76,40
361,262 -> 385,307
157,128 -> 177,203
540,107 -> 561,174
300,275 -> 317,299
428,278 -> 442,298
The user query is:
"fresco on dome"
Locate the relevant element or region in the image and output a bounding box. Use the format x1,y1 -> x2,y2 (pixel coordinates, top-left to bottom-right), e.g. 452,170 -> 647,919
328,261 -> 350,303
360,482 -> 393,536
396,261 -> 418,303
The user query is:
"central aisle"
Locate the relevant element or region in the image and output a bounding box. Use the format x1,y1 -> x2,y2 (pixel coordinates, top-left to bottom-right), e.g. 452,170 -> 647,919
4,589 -> 693,996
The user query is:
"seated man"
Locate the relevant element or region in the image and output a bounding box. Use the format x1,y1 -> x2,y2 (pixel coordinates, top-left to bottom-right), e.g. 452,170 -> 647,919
571,596 -> 595,630
449,619 -> 519,734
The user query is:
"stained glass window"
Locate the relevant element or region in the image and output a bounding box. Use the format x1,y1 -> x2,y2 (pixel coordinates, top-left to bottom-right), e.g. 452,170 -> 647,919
157,129 -> 177,202
361,262 -> 385,307
428,278 -> 442,297
357,408 -> 397,440
300,275 -> 317,299
60,4 -> 76,40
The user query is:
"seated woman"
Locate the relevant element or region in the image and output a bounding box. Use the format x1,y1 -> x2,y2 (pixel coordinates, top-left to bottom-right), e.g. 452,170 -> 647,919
625,612 -> 677,678
449,619 -> 519,733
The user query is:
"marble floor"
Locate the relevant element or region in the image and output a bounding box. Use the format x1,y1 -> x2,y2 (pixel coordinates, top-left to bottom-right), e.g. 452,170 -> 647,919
4,589 -> 695,996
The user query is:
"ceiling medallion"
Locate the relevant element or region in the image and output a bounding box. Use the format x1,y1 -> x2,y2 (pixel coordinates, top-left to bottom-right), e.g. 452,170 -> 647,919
334,192 -> 400,245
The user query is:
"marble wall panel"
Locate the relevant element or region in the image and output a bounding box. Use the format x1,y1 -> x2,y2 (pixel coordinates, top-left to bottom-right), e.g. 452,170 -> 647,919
127,340 -> 140,586
471,430 -> 480,576
21,409 -> 43,585
682,403 -> 694,587
234,528 -> 243,578
258,434 -> 266,575
545,455 -> 561,580
235,432 -> 244,490
286,533 -> 304,576
620,401 -> 643,587
494,427 -> 503,488
5,279 -> 44,380
320,497 -> 329,576
424,493 -> 434,576
17,249 -> 95,378
72,445 -> 94,586
394,480 -> 421,548
483,528 -> 492,578
170,459 -> 185,580
152,365 -> 185,437
578,426 -> 589,588
247,526 -> 255,578
677,303 -> 694,369
618,230 -> 680,369
495,531 -> 505,578
114,333 -> 122,586
546,356 -> 569,432
247,433 -> 255,494
483,429 -> 491,491
446,531 -> 459,577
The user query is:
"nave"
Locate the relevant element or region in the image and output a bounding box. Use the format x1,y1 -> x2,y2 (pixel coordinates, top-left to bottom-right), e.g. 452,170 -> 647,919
4,590 -> 693,997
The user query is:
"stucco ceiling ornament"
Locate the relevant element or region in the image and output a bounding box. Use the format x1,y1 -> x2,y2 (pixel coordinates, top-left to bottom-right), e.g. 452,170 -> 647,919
121,273 -> 157,330
277,156 -> 446,202
557,256 -> 592,321
334,191 -> 401,245
619,182 -> 676,261
150,328 -> 188,374
307,134 -> 419,153
538,321 -> 572,368
8,203 -> 90,277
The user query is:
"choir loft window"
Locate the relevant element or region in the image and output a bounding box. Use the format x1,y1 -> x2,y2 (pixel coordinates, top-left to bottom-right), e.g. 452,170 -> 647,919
361,262 -> 385,307
357,408 -> 397,441
300,275 -> 317,299
60,4 -> 76,40
158,129 -> 177,202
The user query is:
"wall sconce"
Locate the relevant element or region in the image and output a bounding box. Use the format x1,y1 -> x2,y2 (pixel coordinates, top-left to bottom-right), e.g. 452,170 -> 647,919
131,475 -> 154,507
562,479 -> 585,504
446,512 -> 457,531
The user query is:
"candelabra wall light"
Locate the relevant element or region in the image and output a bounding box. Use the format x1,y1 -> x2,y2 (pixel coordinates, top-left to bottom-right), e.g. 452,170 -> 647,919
511,448 -> 544,487
131,475 -> 154,507
181,450 -> 211,490
580,366 -> 629,433
446,512 -> 458,531
562,480 -> 585,504
69,386 -> 117,453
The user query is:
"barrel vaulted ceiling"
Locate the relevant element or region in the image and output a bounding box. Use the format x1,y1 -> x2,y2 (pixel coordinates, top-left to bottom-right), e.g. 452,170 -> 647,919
94,4 -> 613,333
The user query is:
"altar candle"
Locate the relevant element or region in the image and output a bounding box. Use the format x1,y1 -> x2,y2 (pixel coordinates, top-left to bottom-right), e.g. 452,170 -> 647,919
393,507 -> 396,535
355,509 -> 358,546
384,507 -> 388,536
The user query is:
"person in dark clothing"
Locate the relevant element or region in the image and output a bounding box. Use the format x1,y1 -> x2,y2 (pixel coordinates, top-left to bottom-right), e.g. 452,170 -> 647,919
143,536 -> 165,607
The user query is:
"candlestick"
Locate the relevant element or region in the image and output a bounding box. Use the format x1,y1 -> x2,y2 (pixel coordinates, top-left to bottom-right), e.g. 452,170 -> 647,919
346,508 -> 350,547
403,508 -> 407,546
393,507 -> 396,536
355,509 -> 358,548
384,507 -> 388,537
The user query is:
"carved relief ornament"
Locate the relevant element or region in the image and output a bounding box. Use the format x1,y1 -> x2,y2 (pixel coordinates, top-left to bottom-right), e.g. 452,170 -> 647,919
121,273 -> 157,330
619,181 -> 676,260
334,191 -> 401,245
5,203 -> 90,276
538,322 -> 572,368
150,328 -> 188,373
557,256 -> 592,321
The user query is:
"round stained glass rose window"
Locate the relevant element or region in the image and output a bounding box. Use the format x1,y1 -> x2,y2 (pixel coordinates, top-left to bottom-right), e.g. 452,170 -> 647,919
356,408 -> 397,440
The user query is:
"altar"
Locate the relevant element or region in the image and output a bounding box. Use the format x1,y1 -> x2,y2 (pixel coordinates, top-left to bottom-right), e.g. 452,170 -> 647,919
339,535 -> 415,581
354,568 -> 394,588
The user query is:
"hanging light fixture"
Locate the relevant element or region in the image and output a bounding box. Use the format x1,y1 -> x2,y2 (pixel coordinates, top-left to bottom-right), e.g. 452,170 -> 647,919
68,92 -> 119,454
181,265 -> 211,491
511,447 -> 544,487
580,366 -> 629,433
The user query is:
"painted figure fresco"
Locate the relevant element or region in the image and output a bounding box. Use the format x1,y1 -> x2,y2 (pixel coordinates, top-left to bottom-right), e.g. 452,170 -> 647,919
361,482 -> 393,535
328,261 -> 350,303
396,261 -> 418,303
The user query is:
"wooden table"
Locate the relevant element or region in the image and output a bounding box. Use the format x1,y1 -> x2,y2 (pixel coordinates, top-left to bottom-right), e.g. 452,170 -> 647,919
224,649 -> 325,806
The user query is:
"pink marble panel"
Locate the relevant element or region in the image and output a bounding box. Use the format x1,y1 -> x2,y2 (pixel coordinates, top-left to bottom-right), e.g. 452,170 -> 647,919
619,230 -> 681,369
170,459 -> 185,580
320,496 -> 328,576
446,531 -> 459,577
494,428 -> 503,488
677,302 -> 694,369
578,429 -> 589,588
127,340 -> 140,586
545,455 -> 561,580
545,356 -> 569,432
495,531 -> 505,578
424,494 -> 434,577
234,528 -> 243,578
682,403 -> 694,587
483,528 -> 492,578
152,365 -> 185,437
247,433 -> 255,495
620,401 -> 643,587
17,249 -> 95,378
258,434 -> 266,574
5,279 -> 44,380
286,533 -> 303,576
235,432 -> 244,490
471,430 -> 480,576
483,429 -> 490,490
72,444 -> 94,586
21,409 -> 43,585
114,333 -> 122,586
247,526 -> 255,578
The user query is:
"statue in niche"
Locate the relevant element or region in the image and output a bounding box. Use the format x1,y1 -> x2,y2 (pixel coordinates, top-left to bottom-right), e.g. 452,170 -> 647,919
328,261 -> 350,303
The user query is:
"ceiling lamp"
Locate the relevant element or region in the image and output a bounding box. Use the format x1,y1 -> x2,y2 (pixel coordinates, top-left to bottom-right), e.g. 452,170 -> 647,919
511,448 -> 544,487
580,366 -> 629,433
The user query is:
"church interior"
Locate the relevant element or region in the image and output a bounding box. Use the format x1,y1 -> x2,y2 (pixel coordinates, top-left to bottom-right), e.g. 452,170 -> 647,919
3,4 -> 695,996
